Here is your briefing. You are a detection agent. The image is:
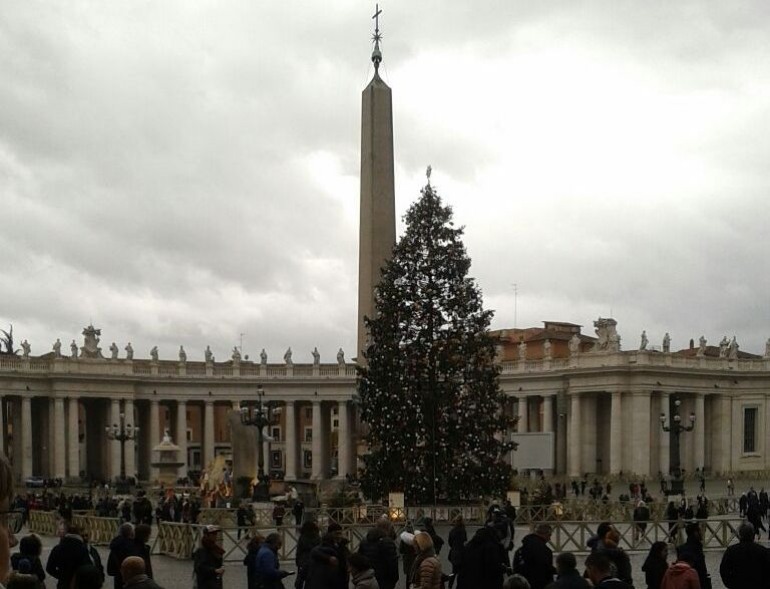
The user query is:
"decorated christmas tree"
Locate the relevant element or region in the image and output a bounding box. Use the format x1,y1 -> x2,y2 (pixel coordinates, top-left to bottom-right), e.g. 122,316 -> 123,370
358,171 -> 514,503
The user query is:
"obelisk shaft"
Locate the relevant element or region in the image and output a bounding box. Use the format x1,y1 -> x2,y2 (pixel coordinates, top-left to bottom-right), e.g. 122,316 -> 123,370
357,72 -> 396,361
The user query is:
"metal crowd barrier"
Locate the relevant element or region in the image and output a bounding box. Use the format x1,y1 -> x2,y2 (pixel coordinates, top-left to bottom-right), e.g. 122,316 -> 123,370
28,510 -> 59,536
28,510 -> 120,545
198,497 -> 739,529
544,518 -> 742,553
151,521 -> 402,562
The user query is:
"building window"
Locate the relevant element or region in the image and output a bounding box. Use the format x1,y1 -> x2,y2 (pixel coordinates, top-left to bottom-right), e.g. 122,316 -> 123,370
186,428 -> 193,442
304,427 -> 313,442
271,426 -> 281,441
333,419 -> 339,429
744,407 -> 758,453
305,407 -> 313,419
271,451 -> 283,469
303,450 -> 313,469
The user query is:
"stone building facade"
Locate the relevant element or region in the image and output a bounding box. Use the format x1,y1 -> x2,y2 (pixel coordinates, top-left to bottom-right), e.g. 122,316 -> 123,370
2,320 -> 770,484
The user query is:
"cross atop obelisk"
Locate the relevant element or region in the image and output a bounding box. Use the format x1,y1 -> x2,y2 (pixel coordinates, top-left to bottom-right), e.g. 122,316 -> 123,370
371,4 -> 383,71
357,4 -> 396,362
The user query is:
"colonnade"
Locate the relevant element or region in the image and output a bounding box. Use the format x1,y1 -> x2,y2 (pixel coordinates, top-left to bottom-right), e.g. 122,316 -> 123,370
511,391 -> 734,478
1,395 -> 356,484
566,391 -> 715,478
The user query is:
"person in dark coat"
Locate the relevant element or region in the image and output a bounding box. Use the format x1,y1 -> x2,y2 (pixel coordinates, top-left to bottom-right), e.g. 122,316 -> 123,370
306,524 -> 349,589
72,564 -> 106,589
421,518 -> 444,555
107,523 -> 142,589
585,552 -> 631,589
676,522 -> 711,589
516,524 -> 555,589
745,500 -> 765,539
45,523 -> 92,589
641,541 -> 668,589
133,524 -> 154,579
665,502 -> 679,543
447,516 -> 467,588
596,528 -> 632,587
252,533 -> 292,589
82,529 -> 106,586
295,521 -> 320,589
121,556 -> 164,589
545,552 -> 590,589
719,521 -> 770,589
292,501 -> 305,526
456,525 -> 509,589
193,525 -> 225,589
243,535 -> 264,589
11,534 -> 46,583
357,522 -> 398,589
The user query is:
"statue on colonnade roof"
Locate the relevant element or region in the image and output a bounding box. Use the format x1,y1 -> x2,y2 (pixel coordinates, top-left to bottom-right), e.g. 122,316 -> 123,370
592,317 -> 621,352
80,324 -> 104,359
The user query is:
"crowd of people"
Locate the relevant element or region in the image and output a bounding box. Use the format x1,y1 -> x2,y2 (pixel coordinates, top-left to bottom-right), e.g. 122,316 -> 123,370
2,464 -> 770,588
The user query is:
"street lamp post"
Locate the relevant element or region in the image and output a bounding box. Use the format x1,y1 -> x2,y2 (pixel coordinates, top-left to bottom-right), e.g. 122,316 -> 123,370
105,412 -> 139,493
660,397 -> 695,495
240,384 -> 277,501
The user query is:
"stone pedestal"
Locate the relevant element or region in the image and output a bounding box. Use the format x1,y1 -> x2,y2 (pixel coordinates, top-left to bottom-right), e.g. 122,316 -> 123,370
228,411 -> 259,499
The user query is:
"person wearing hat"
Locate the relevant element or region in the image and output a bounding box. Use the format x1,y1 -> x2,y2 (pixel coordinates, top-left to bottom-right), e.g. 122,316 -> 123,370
409,531 -> 442,589
193,526 -> 225,589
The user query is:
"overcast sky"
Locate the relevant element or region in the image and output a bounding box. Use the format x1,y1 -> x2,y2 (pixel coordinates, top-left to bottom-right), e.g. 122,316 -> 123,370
2,1 -> 769,363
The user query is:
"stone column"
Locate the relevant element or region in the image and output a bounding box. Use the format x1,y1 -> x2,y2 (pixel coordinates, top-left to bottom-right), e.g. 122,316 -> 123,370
337,401 -> 351,479
542,395 -> 554,433
693,394 -> 705,471
311,401 -> 324,479
610,392 -> 623,474
124,400 -> 136,479
263,431 -> 271,476
284,401 -> 298,481
631,392 -> 652,476
568,395 -> 581,477
176,400 -> 188,479
21,396 -> 33,478
0,397 -> 5,455
204,401 -> 215,468
53,397 -> 66,479
659,393 -> 670,477
517,397 -> 528,433
109,399 -> 121,480
149,400 -> 160,482
67,397 -> 80,480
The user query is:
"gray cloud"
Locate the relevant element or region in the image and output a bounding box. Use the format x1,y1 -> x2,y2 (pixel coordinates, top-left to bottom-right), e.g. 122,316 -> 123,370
1,0 -> 769,362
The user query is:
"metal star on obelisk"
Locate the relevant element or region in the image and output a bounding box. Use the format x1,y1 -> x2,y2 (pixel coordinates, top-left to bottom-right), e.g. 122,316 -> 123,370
371,4 -> 383,71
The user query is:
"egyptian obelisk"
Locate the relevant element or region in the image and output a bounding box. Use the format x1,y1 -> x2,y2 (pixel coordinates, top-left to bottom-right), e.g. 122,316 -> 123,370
357,5 -> 396,361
